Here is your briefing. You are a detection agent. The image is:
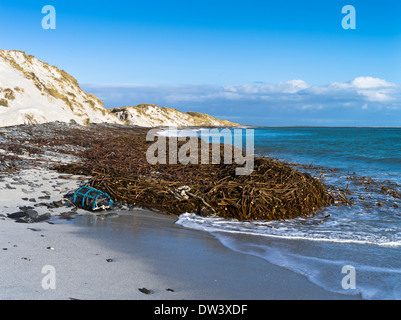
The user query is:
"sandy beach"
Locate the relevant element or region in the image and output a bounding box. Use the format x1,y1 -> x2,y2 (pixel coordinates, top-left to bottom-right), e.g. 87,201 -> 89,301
0,167 -> 362,300
0,123 -> 365,300
0,0 -> 399,302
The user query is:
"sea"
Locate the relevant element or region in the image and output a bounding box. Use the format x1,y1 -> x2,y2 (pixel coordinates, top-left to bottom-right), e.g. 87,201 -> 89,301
174,127 -> 401,300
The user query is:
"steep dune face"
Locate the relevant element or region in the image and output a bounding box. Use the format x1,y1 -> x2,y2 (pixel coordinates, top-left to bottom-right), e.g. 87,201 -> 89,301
0,50 -> 120,127
110,104 -> 239,127
0,50 -> 239,128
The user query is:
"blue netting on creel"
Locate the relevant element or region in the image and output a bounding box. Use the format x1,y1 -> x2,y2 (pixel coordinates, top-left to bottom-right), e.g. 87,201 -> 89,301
73,186 -> 114,211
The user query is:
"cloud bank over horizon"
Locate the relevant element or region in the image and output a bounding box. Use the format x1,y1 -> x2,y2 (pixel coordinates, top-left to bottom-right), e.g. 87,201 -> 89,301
83,76 -> 401,127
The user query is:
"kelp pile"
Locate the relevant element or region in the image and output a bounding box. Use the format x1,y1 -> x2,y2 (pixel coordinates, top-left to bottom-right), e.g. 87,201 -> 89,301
56,133 -> 333,221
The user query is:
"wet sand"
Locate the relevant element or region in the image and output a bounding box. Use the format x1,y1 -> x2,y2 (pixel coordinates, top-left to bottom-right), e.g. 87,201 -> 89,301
1,195 -> 361,299
70,210 -> 363,300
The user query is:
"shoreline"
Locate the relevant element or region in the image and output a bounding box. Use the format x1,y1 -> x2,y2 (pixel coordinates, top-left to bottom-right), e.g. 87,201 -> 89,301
71,209 -> 363,300
0,174 -> 361,299
0,122 -> 363,299
0,165 -> 360,299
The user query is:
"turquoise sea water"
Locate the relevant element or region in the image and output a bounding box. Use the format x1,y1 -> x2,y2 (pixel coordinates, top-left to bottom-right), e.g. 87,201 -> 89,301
176,127 -> 401,299
253,127 -> 401,181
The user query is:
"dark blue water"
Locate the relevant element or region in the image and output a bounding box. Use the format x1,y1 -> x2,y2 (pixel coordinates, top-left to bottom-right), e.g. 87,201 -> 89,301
175,127 -> 401,299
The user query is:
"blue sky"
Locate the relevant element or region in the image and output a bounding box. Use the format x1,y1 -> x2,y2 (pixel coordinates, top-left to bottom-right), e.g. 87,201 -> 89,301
0,0 -> 400,126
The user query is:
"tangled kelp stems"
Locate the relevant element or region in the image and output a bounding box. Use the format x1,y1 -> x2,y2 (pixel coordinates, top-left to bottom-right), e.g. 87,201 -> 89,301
55,133 -> 334,221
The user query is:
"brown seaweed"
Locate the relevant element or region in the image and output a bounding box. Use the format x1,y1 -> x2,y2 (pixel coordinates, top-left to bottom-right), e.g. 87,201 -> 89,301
55,134 -> 334,221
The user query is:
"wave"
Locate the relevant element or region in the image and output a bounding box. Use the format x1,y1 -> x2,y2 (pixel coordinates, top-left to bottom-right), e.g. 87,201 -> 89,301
173,127 -> 401,299
176,213 -> 401,299
176,213 -> 401,248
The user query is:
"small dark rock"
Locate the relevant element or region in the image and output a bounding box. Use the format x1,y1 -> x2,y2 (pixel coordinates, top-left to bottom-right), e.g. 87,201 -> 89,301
34,202 -> 49,207
138,288 -> 153,295
33,213 -> 51,222
7,211 -> 27,219
52,200 -> 63,208
19,206 -> 34,211
26,209 -> 39,218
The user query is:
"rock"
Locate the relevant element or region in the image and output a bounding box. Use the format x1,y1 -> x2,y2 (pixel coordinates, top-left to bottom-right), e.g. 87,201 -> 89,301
14,212 -> 51,223
25,209 -> 39,218
27,228 -> 40,232
21,257 -> 33,262
52,200 -> 63,208
34,202 -> 50,207
33,213 -> 51,223
7,211 -> 27,219
138,288 -> 153,295
19,206 -> 34,211
45,201 -> 63,209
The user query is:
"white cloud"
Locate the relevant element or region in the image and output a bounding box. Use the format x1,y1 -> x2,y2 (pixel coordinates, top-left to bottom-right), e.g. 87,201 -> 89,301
331,77 -> 395,90
83,77 -> 401,111
358,89 -> 395,102
351,77 -> 395,89
81,78 -> 401,126
328,77 -> 398,103
278,79 -> 310,93
223,79 -> 310,95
